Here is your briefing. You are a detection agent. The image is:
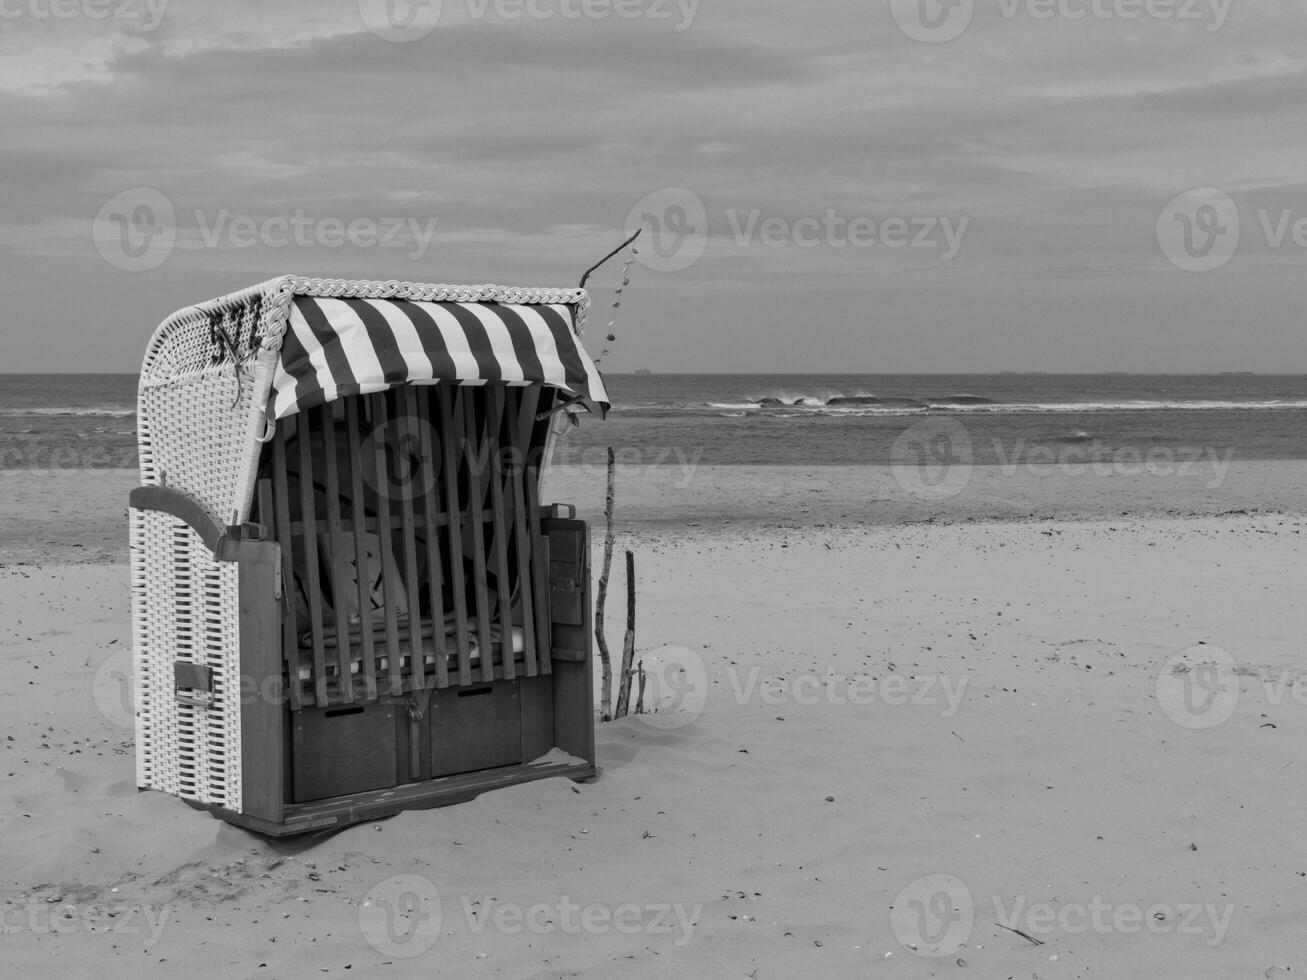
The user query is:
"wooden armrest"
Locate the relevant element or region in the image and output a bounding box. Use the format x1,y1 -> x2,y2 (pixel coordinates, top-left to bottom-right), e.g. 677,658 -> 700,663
129,485 -> 266,560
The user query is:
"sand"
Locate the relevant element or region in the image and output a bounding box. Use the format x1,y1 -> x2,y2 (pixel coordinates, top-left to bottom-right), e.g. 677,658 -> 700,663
0,465 -> 1305,977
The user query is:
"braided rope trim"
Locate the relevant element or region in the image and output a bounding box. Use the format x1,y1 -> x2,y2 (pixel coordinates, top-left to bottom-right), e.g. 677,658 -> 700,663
265,277 -> 591,345
147,276 -> 591,367
291,277 -> 587,306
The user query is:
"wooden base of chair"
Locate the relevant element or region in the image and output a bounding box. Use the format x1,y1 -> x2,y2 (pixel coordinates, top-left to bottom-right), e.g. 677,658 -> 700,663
179,760 -> 597,837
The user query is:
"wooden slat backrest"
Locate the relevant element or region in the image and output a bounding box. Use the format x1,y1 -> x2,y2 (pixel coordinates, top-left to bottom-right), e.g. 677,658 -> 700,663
265,382 -> 551,705
367,392 -> 403,698
395,387 -> 427,693
518,387 -> 552,674
458,390 -> 495,684
318,405 -> 354,703
343,398 -> 378,701
416,387 -> 450,689
268,427 -> 303,709
504,387 -> 540,676
293,413 -> 330,706
437,386 -> 474,687
485,386 -> 518,681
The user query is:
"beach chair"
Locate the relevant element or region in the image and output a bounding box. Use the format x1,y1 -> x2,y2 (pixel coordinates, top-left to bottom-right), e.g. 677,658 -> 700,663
129,276 -> 607,836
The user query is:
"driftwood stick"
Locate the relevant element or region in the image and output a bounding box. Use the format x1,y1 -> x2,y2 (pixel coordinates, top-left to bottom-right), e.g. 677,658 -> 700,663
594,447 -> 616,721
636,660 -> 647,715
579,229 -> 642,289
615,550 -> 636,718
995,923 -> 1045,946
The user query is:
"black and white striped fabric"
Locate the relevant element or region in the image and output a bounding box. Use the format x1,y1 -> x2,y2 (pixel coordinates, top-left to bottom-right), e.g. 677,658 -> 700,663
268,296 -> 609,420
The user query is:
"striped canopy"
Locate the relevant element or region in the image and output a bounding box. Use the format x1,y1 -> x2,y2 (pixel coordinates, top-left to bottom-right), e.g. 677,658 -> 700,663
267,295 -> 609,421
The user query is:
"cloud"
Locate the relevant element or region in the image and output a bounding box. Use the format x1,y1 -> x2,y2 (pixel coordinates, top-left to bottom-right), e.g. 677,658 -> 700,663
3,0 -> 1307,369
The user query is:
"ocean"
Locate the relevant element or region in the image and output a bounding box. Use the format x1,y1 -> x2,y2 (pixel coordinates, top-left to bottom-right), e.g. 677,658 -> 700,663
2,373 -> 1305,472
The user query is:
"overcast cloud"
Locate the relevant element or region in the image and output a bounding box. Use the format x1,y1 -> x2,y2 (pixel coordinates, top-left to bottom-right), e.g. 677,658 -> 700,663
1,0 -> 1305,372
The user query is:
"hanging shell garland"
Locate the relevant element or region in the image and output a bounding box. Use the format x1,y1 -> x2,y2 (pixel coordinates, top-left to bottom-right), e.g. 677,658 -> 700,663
594,244 -> 637,367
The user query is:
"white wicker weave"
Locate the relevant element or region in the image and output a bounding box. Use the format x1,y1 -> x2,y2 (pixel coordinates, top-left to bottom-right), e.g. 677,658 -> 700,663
131,508 -> 242,809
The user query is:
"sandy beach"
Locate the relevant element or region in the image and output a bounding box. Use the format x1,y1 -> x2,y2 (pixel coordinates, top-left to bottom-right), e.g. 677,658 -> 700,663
0,464 -> 1304,977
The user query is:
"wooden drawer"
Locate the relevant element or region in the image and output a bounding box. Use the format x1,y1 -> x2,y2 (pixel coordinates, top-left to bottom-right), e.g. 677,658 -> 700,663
291,702 -> 398,803
429,681 -> 522,778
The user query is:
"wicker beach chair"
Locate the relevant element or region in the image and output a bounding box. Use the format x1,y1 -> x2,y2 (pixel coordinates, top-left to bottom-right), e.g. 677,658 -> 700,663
130,276 -> 607,835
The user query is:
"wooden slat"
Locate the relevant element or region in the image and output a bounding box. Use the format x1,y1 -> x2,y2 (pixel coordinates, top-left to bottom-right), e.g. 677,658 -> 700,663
517,387 -> 552,673
397,387 -> 427,690
485,386 -> 517,681
437,385 -> 474,686
417,388 -> 449,688
344,398 -> 378,701
545,518 -> 596,765
368,393 -> 403,697
236,539 -> 286,824
319,406 -> 354,704
269,428 -> 303,708
295,410 -> 330,706
459,389 -> 495,684
503,388 -> 539,676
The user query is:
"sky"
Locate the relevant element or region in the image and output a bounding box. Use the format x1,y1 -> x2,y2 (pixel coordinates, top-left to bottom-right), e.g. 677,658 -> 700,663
1,0 -> 1305,373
